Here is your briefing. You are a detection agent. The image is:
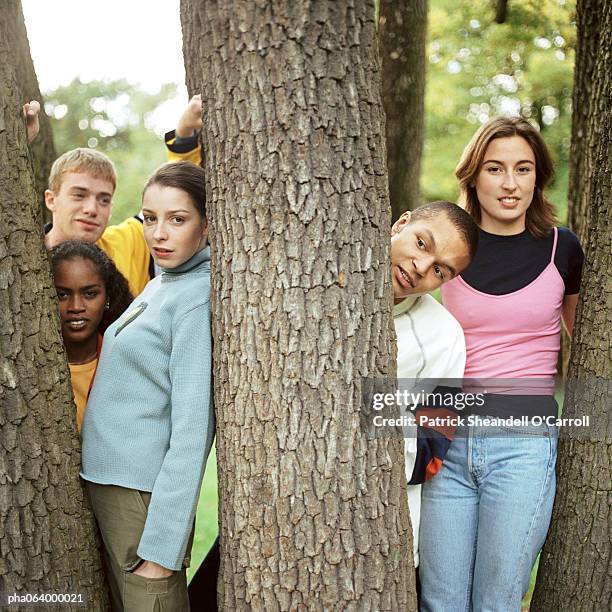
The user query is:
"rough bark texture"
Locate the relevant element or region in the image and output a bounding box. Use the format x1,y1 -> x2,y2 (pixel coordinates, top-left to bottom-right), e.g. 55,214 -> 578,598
0,3 -> 108,609
379,0 -> 427,220
566,0 -> 605,245
181,1 -> 414,610
11,0 -> 56,220
532,1 -> 612,609
560,0 -> 607,377
494,0 -> 508,24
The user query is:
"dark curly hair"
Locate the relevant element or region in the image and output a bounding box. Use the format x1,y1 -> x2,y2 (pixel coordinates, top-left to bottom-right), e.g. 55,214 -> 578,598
50,241 -> 133,334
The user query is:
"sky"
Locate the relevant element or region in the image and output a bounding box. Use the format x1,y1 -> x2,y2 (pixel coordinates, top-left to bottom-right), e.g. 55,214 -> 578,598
22,0 -> 188,133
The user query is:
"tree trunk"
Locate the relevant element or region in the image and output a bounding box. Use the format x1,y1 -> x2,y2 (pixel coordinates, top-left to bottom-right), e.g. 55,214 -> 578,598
379,0 -> 427,221
181,1 -> 414,610
0,3 -> 108,609
560,0 -> 606,378
10,0 -> 56,221
566,0 -> 605,244
532,1 -> 612,609
494,0 -> 508,24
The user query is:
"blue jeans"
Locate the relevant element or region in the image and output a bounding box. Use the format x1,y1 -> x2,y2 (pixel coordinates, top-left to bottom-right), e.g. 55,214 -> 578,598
419,421 -> 558,612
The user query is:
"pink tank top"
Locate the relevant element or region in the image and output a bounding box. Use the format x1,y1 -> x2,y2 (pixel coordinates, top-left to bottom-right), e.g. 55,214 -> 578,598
441,228 -> 564,390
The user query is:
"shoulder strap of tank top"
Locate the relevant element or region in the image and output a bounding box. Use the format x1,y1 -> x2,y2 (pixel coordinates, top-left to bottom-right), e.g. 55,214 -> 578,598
550,227 -> 558,263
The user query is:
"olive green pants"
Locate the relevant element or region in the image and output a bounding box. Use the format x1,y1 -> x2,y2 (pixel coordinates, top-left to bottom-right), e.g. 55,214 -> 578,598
86,481 -> 193,612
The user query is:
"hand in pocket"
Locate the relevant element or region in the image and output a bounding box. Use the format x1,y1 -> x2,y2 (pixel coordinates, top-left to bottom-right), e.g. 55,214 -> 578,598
132,560 -> 173,579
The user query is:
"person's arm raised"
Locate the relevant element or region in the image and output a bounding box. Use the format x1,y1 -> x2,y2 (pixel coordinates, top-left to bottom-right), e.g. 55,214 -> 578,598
164,95 -> 202,165
175,94 -> 202,138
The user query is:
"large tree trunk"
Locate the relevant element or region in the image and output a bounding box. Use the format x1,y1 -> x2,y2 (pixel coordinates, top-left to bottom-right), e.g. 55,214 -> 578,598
181,1 -> 414,610
0,3 -> 108,609
379,0 -> 427,220
560,0 -> 606,378
532,1 -> 612,609
10,0 -> 56,220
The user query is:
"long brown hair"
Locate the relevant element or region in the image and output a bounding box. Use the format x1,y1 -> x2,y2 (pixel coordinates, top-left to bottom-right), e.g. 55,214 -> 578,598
455,117 -> 557,238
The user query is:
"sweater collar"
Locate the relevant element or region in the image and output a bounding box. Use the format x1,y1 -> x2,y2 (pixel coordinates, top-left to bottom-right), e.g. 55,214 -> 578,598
393,294 -> 422,317
162,246 -> 211,275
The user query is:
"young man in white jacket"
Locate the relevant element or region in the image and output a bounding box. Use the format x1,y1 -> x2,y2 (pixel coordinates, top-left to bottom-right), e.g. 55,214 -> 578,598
388,201 -> 479,569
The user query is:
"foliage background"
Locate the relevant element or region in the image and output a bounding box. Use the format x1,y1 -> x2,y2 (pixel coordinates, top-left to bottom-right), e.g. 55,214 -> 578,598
44,79 -> 177,222
423,0 -> 574,222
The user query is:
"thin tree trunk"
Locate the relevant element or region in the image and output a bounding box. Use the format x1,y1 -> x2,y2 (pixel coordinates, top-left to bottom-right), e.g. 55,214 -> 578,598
181,1 -> 414,610
0,2 -> 108,609
532,1 -> 612,609
494,0 -> 508,24
11,0 -> 56,221
379,0 -> 427,220
566,0 -> 604,244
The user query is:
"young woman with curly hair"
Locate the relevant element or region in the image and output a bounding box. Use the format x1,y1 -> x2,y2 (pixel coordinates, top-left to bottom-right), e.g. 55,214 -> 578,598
50,240 -> 132,430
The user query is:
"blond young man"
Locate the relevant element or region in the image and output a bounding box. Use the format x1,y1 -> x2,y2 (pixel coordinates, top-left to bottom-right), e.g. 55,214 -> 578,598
43,149 -> 151,297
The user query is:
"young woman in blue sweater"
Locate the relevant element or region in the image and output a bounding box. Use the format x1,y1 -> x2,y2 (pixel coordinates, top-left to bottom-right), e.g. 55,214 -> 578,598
81,161 -> 214,611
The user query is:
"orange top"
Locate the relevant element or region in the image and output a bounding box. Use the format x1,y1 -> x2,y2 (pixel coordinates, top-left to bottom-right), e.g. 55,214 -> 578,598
69,359 -> 98,431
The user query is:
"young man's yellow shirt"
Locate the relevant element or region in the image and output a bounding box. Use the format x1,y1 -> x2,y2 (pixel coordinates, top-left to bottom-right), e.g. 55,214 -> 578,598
96,217 -> 151,297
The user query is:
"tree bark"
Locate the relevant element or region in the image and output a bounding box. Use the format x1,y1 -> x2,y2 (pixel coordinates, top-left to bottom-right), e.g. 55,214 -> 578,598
532,1 -> 612,609
11,0 -> 56,221
566,0 -> 605,245
181,1 -> 414,610
0,3 -> 108,609
379,0 -> 427,220
494,0 -> 508,24
560,0 -> 606,378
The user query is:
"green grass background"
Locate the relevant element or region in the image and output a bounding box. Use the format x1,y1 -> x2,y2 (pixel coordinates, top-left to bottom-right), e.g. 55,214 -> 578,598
188,447 -> 218,582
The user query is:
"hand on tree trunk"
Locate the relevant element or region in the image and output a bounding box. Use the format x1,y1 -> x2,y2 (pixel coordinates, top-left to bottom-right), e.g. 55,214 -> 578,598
22,99 -> 40,143
176,94 -> 203,138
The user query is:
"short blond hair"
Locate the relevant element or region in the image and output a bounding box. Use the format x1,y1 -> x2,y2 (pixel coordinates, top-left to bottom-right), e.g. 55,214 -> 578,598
48,148 -> 117,193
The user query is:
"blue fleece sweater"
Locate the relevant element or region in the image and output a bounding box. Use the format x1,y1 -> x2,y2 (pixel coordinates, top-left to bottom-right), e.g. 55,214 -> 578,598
81,247 -> 214,571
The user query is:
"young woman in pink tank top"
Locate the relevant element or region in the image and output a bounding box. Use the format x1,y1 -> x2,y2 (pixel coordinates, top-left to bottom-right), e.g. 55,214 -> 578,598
418,117 -> 584,612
